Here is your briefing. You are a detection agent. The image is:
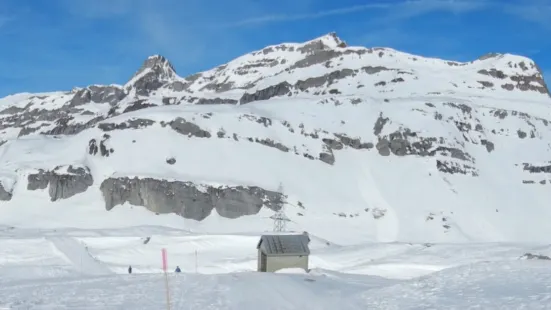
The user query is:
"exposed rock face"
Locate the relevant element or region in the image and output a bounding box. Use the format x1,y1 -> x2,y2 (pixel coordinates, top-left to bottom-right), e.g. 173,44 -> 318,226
166,157 -> 176,165
238,66 -> 402,104
98,118 -> 155,131
523,163 -> 551,173
100,177 -> 284,220
373,114 -> 389,136
0,102 -> 105,137
169,117 -> 211,138
196,98 -> 238,105
520,253 -> 551,260
123,100 -> 158,113
69,85 -> 126,107
27,166 -> 94,201
481,139 -> 495,152
319,149 -> 335,165
240,82 -> 292,104
88,134 -> 114,157
0,183 -> 13,201
478,66 -> 549,96
42,116 -> 105,136
128,55 -> 177,96
254,138 -> 289,152
375,127 -> 477,175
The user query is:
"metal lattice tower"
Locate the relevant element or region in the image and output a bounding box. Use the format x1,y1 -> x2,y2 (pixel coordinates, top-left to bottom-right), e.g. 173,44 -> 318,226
270,183 -> 290,232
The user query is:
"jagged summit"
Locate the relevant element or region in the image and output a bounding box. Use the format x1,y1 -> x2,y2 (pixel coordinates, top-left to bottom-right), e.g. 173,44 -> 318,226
303,32 -> 348,49
159,32 -> 549,100
140,54 -> 176,75
125,54 -> 177,96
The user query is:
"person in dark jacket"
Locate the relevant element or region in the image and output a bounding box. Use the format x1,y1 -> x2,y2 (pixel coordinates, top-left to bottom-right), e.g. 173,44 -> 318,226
128,265 -> 132,274
175,266 -> 181,273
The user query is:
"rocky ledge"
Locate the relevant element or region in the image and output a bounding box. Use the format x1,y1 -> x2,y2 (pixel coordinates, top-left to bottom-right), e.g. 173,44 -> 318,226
27,165 -> 94,201
100,177 -> 284,220
0,183 -> 13,201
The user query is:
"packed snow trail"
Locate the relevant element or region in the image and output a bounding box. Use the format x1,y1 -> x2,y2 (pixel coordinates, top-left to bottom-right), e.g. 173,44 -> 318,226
356,157 -> 399,242
47,236 -> 113,276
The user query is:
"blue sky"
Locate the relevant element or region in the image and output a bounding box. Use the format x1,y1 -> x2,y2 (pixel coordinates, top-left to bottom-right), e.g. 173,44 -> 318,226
0,0 -> 550,97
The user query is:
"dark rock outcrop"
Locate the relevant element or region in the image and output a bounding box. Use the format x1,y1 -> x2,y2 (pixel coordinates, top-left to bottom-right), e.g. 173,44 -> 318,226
88,134 -> 114,157
481,139 -> 495,152
69,85 -> 126,107
98,118 -> 155,131
0,101 -> 105,137
196,98 -> 238,105
128,55 -> 176,96
254,138 -> 289,152
322,138 -> 343,150
166,157 -> 176,165
478,69 -> 507,79
375,127 -> 477,175
100,177 -> 284,220
373,113 -> 389,135
0,183 -> 13,201
27,166 -> 94,201
319,151 -> 335,165
520,253 -> 551,260
123,100 -> 158,113
295,69 -> 355,91
334,133 -> 373,150
523,163 -> 551,173
169,117 -> 211,138
240,82 -> 292,104
42,116 -> 105,136
509,74 -> 549,95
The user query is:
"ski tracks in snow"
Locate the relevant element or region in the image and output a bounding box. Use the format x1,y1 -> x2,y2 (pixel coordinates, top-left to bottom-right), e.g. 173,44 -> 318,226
356,159 -> 400,242
46,236 -> 113,276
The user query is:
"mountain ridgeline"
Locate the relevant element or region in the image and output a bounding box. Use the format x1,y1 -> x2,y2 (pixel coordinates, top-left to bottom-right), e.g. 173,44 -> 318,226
0,32 -> 550,242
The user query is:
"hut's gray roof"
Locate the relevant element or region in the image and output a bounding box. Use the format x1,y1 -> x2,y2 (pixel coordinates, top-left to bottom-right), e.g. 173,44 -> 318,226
257,233 -> 310,256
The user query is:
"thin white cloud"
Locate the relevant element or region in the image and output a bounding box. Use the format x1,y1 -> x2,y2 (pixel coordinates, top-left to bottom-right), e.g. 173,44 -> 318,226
504,2 -> 551,29
224,3 -> 390,27
222,0 -> 551,29
223,0 -> 491,27
376,0 -> 488,22
136,7 -> 207,65
62,0 -> 134,19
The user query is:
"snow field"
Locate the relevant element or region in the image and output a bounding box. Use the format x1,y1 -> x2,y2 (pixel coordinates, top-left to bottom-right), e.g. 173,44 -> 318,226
3,95 -> 551,245
0,229 -> 550,309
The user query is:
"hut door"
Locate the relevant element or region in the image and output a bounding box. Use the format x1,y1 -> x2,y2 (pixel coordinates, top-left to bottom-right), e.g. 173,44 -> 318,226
260,252 -> 267,272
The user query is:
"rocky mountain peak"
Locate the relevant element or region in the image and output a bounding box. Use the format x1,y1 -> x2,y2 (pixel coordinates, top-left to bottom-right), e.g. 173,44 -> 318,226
125,54 -> 177,96
297,32 -> 347,54
140,55 -> 176,75
320,31 -> 347,48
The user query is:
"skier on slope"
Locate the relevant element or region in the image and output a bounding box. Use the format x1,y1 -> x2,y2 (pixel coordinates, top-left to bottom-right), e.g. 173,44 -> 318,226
128,265 -> 132,274
175,266 -> 181,273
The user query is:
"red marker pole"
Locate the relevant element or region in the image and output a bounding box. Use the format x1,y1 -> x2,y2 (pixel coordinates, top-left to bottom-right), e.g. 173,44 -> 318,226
162,248 -> 171,310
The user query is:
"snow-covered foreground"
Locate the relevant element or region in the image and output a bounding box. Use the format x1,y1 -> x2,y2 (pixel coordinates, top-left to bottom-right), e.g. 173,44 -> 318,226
1,227 -> 551,309
4,262 -> 551,310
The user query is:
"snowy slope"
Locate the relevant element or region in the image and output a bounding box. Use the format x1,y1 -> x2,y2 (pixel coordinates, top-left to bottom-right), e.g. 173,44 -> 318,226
2,262 -> 550,310
1,227 -> 551,309
0,32 -> 551,245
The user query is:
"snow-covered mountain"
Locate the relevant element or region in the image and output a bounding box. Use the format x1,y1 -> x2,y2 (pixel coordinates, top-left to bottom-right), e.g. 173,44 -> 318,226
1,32 -> 550,244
